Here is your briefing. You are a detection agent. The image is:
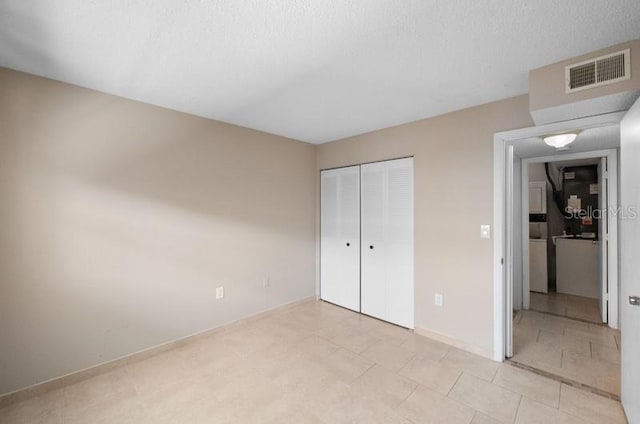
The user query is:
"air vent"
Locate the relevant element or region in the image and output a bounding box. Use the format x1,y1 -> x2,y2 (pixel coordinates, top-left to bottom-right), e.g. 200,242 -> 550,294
565,49 -> 630,93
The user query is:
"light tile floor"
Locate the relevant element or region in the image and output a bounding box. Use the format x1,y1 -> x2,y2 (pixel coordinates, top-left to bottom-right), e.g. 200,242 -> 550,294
0,300 -> 628,424
512,309 -> 621,398
530,292 -> 602,323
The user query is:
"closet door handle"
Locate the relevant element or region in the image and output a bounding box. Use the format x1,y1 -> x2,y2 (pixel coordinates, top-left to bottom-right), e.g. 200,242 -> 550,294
346,242 -> 350,247
369,245 -> 374,250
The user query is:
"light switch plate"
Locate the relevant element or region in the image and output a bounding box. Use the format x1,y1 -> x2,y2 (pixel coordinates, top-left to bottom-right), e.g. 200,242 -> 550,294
480,225 -> 491,239
216,286 -> 224,299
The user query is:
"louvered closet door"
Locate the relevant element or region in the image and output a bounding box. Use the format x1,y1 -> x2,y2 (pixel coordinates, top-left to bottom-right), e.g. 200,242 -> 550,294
361,158 -> 414,328
320,166 -> 360,312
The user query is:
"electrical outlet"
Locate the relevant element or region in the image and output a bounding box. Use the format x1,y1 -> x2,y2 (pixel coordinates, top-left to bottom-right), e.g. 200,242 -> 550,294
263,277 -> 270,288
216,286 -> 224,300
435,293 -> 444,307
480,225 -> 491,239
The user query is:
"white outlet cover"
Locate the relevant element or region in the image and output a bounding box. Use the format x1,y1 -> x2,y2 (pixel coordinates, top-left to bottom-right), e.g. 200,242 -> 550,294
435,293 -> 443,307
480,225 -> 491,239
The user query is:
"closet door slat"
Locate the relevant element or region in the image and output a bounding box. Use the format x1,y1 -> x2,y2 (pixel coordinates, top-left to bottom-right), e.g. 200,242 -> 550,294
320,166 -> 361,312
361,158 -> 414,328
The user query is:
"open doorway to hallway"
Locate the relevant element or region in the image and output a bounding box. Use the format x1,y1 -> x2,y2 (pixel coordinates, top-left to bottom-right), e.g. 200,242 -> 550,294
527,158 -> 606,324
509,130 -> 621,399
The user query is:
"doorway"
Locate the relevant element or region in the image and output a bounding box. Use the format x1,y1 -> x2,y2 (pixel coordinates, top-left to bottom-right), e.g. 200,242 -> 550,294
513,152 -> 621,398
492,113 -> 623,398
521,154 -> 617,326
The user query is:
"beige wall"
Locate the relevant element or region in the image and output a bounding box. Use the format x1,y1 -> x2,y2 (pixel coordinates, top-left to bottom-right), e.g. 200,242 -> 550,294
317,96 -> 534,356
0,65 -> 540,394
528,163 -> 547,181
0,68 -> 317,394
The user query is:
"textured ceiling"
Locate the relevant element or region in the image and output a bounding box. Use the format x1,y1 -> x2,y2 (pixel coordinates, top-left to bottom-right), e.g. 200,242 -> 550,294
1,1 -> 640,143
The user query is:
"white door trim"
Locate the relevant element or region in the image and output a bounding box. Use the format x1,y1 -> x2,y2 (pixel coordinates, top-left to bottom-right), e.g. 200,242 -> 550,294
493,111 -> 624,361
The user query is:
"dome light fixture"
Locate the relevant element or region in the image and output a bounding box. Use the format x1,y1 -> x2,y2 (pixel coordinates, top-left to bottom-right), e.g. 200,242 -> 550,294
543,133 -> 577,148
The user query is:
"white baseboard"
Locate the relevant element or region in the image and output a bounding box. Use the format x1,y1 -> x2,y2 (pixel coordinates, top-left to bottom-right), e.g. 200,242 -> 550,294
414,326 -> 496,361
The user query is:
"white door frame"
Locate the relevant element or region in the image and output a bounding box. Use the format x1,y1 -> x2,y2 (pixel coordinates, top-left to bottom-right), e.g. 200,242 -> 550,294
493,111 -> 624,361
520,150 -> 618,327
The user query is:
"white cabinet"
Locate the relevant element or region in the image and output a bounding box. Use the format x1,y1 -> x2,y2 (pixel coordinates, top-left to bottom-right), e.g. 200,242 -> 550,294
529,239 -> 548,293
556,238 -> 599,299
320,166 -> 360,312
320,158 -> 414,328
361,158 -> 414,329
528,181 -> 547,214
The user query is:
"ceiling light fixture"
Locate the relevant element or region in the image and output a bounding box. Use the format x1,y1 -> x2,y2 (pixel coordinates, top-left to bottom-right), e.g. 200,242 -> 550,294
543,133 -> 577,148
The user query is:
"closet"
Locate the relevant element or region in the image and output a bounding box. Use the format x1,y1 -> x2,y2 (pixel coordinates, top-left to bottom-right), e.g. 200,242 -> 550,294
320,157 -> 414,329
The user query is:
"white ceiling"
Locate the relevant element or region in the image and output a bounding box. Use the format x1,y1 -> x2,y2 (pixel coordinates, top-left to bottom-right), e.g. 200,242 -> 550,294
1,1 -> 640,144
512,125 -> 620,159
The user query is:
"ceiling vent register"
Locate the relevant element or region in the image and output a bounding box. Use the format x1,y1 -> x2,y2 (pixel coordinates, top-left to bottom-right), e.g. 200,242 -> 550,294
565,49 -> 630,93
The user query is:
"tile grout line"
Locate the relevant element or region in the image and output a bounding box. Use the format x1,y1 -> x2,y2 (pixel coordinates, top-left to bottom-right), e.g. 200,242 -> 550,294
395,353 -> 417,376
512,394 -> 524,424
556,370 -> 562,410
444,369 -> 524,423
528,307 -> 608,326
490,363 -> 500,382
395,377 -> 420,407
507,359 -> 620,401
445,371 -> 464,397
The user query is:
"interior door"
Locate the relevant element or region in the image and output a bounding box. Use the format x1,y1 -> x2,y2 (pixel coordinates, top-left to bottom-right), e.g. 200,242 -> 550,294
598,157 -> 608,323
361,158 -> 414,329
620,96 -> 640,422
320,166 -> 360,312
